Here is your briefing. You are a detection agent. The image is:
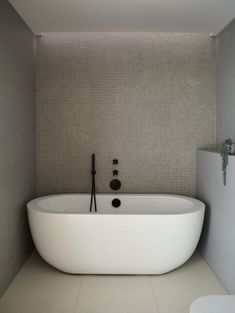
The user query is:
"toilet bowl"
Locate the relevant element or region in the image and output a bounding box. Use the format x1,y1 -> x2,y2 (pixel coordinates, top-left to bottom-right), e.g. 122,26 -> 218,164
190,295 -> 235,313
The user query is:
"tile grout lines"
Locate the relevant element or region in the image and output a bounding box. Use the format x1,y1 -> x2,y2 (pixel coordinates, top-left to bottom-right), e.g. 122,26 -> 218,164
150,276 -> 161,313
73,276 -> 84,313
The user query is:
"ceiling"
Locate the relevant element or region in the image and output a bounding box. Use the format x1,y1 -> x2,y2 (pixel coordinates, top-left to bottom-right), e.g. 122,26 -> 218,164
9,0 -> 235,35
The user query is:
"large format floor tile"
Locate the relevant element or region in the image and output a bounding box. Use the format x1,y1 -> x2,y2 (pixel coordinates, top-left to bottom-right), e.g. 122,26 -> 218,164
151,252 -> 227,313
0,252 -> 82,313
0,251 -> 227,313
75,275 -> 159,313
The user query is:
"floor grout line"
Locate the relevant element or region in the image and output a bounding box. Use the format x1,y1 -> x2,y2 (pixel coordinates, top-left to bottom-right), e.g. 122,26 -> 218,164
73,276 -> 84,313
150,276 -> 161,313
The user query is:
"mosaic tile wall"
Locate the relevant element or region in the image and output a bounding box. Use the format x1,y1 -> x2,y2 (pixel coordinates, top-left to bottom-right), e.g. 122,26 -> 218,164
36,33 -> 215,196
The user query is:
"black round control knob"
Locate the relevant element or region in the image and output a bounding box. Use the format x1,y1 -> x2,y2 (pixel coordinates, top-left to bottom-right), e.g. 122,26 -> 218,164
110,179 -> 121,191
113,159 -> 118,165
112,198 -> 121,208
113,170 -> 118,176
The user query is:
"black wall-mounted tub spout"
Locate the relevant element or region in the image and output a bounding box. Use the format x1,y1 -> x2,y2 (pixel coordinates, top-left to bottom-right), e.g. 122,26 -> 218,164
112,198 -> 121,208
90,154 -> 97,212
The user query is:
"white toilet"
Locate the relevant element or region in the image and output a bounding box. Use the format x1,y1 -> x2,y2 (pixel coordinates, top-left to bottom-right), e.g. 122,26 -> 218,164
190,295 -> 235,313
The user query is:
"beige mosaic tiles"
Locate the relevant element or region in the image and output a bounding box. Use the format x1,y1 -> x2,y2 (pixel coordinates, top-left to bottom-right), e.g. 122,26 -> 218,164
36,33 -> 215,196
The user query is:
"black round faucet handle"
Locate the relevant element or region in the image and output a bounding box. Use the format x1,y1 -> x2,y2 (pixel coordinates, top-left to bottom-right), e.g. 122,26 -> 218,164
110,179 -> 121,191
113,159 -> 118,165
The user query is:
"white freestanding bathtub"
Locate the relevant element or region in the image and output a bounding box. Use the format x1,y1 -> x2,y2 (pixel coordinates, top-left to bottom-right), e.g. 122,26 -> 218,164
27,194 -> 205,274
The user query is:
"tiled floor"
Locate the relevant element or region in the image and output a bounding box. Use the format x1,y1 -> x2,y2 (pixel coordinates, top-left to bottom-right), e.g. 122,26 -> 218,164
0,251 -> 227,313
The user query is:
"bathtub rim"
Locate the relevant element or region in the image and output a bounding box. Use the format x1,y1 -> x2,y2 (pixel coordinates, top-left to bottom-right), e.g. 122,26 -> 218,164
27,193 -> 205,216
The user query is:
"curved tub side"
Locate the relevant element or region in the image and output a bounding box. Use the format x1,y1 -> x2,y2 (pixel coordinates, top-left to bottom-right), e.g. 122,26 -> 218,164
28,206 -> 205,274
